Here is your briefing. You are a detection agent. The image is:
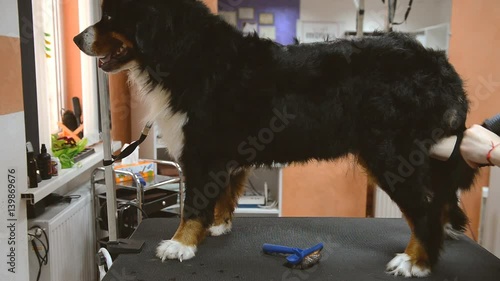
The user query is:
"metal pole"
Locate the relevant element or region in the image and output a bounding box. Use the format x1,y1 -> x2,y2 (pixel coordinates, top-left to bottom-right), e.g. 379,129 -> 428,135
98,85 -> 119,242
385,0 -> 396,32
385,0 -> 390,32
356,0 -> 365,38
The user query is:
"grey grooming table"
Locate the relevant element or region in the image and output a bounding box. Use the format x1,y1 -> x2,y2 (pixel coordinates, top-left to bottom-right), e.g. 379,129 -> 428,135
103,218 -> 500,281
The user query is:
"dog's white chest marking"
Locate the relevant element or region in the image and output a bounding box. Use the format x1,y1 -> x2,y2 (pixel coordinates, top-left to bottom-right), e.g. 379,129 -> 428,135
129,68 -> 188,161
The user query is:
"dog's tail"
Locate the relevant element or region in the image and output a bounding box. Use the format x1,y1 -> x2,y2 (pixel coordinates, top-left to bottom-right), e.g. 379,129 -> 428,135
431,114 -> 500,233
446,113 -> 500,190
430,141 -> 478,233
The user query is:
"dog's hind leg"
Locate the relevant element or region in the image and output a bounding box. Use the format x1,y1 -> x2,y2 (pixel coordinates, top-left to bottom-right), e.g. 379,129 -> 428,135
431,155 -> 478,241
383,133 -> 479,276
361,145 -> 442,277
208,168 -> 251,236
156,162 -> 228,262
385,200 -> 448,278
392,162 -> 474,276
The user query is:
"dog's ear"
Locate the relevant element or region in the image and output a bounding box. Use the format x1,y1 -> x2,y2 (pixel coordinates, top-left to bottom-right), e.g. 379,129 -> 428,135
135,20 -> 156,55
134,4 -> 180,62
135,10 -> 166,55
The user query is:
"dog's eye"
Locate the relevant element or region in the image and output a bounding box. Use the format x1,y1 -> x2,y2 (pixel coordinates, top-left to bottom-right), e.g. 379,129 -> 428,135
103,14 -> 112,21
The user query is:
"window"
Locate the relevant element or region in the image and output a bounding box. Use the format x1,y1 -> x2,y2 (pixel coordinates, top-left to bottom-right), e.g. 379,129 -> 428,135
31,0 -> 103,150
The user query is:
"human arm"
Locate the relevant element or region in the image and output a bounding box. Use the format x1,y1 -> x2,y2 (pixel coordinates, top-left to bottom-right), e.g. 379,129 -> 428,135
460,124 -> 500,168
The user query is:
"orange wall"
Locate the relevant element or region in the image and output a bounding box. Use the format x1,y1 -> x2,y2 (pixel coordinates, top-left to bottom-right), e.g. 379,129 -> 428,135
282,159 -> 367,217
62,0 -> 83,111
448,0 -> 500,240
109,73 -> 132,144
0,36 -> 23,115
204,0 -> 218,13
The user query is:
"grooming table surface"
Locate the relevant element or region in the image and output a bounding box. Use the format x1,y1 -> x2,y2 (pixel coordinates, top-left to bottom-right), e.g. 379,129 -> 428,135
104,218 -> 500,281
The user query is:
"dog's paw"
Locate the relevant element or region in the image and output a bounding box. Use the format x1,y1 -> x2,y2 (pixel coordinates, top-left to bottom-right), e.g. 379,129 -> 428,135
386,253 -> 431,278
156,239 -> 196,262
208,221 -> 232,236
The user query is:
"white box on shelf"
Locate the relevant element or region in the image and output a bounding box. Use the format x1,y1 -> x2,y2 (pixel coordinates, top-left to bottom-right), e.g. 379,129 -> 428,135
238,195 -> 266,206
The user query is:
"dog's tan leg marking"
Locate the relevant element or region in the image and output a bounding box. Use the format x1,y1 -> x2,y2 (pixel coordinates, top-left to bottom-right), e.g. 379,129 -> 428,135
156,219 -> 206,262
209,168 -> 251,236
387,216 -> 431,277
172,219 -> 207,245
359,156 -> 433,277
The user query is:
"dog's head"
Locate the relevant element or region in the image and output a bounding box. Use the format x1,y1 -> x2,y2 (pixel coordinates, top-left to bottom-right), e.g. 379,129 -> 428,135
73,0 -> 145,73
74,0 -> 214,74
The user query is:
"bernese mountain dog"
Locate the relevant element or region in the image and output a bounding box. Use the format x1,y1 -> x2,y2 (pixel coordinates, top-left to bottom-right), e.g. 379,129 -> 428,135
74,0 -> 478,277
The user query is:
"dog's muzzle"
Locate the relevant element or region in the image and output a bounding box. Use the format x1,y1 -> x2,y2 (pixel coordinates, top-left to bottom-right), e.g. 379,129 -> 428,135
73,26 -> 96,56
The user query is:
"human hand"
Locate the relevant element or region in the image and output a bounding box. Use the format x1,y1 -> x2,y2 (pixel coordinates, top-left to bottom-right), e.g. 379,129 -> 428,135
460,125 -> 500,168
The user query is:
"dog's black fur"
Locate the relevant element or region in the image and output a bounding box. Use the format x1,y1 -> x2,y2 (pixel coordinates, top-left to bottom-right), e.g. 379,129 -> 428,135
76,0 -> 478,273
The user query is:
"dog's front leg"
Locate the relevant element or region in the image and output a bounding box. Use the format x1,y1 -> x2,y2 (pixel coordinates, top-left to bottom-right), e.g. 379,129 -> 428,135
155,217 -> 206,262
156,163 -> 224,262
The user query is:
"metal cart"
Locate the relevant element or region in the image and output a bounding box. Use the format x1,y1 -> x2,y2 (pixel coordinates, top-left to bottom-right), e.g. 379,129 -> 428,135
90,159 -> 183,249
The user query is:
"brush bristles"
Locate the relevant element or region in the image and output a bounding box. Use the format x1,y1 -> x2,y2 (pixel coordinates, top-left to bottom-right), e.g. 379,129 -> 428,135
287,250 -> 322,270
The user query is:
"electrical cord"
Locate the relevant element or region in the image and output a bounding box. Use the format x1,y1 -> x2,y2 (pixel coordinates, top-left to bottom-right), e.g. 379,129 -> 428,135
100,201 -> 149,238
29,226 -> 49,281
258,201 -> 278,209
392,0 -> 413,25
248,180 -> 262,196
30,235 -> 48,262
120,203 -> 149,220
60,194 -> 81,203
134,204 -> 148,219
120,203 -> 149,239
45,193 -> 81,205
381,0 -> 413,26
100,201 -> 149,220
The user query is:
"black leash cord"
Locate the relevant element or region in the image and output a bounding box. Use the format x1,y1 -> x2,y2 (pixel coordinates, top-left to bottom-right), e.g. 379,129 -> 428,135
103,122 -> 153,166
391,0 -> 414,26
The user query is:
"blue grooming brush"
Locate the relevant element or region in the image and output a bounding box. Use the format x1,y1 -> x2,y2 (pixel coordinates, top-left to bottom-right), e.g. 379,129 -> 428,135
263,243 -> 324,269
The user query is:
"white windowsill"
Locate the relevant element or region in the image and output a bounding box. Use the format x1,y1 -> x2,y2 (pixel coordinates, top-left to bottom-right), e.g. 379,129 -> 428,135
21,141 -> 122,204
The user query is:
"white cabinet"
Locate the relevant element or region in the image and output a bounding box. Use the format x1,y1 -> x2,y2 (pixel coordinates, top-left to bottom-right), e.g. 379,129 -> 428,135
414,23 -> 450,52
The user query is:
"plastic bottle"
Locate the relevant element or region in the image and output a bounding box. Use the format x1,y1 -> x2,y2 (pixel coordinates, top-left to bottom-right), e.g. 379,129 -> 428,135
51,156 -> 60,176
27,149 -> 38,188
37,144 -> 52,180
